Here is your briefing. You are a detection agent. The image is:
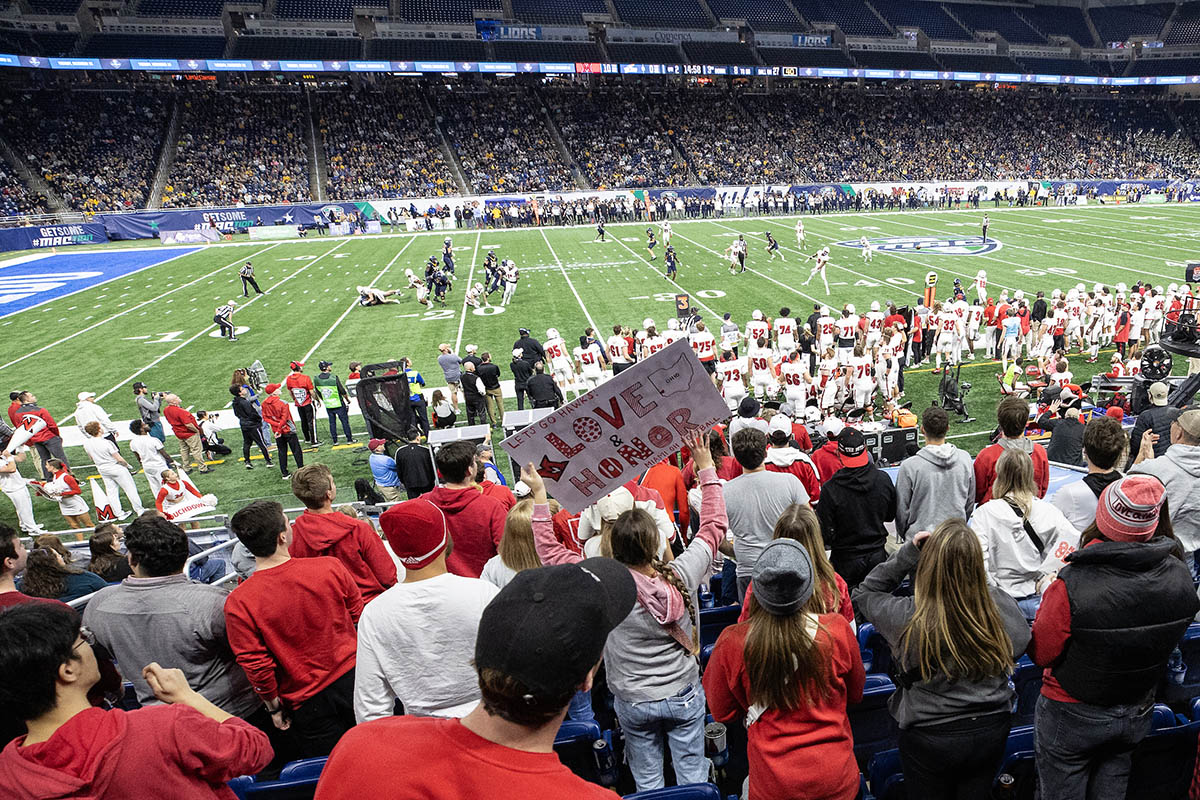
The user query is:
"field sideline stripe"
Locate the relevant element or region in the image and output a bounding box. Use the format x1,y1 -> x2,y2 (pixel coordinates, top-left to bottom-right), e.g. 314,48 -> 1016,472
540,228 -> 599,333
975,211 -> 1200,258
302,237 -> 417,364
0,242 -> 284,370
454,232 -> 484,354
61,239 -> 351,422
1004,210 -> 1200,251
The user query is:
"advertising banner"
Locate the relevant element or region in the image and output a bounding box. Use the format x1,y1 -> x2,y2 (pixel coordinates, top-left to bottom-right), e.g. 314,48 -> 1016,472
0,223 -> 108,252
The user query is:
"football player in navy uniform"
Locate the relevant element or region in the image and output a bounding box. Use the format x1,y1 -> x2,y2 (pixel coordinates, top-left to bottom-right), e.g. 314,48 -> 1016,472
425,256 -> 439,288
646,227 -> 658,261
433,270 -> 451,304
981,213 -> 990,242
442,237 -> 455,274
484,251 -> 503,296
665,245 -> 679,279
764,232 -> 783,262
595,219 -> 606,242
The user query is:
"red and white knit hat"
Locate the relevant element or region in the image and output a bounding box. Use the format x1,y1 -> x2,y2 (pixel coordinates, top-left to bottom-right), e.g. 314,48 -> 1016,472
1095,475 -> 1166,543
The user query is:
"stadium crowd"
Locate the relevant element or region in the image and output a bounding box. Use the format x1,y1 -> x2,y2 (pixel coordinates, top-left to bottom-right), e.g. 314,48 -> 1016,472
319,88 -> 459,200
3,264 -> 1200,800
0,89 -> 168,212
0,168 -> 46,219
161,91 -> 310,209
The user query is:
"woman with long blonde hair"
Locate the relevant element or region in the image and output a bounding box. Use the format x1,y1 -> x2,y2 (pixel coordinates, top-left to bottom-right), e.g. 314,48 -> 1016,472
738,503 -> 853,628
528,431 -> 726,792
853,519 -> 1030,800
704,539 -> 864,800
970,447 -> 1079,620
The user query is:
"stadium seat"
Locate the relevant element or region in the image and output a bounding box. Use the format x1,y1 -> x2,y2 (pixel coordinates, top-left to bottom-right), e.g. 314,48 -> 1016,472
699,604 -> 741,649
705,0 -> 804,31
992,725 -> 1036,800
680,41 -> 757,66
230,35 -> 362,60
935,53 -> 1021,73
944,3 -> 1043,44
228,756 -> 327,800
612,0 -> 710,28
852,50 -> 939,71
867,748 -> 905,800
492,40 -> 605,63
1167,3 -> 1200,45
1129,57 -> 1200,77
857,622 -> 893,676
365,38 -> 486,61
1017,6 -> 1094,46
605,42 -> 687,65
392,0 -> 503,23
622,783 -> 723,800
1125,705 -> 1200,799
1090,3 -> 1171,44
757,47 -> 853,68
869,0 -> 970,40
135,0 -> 225,17
512,0 -> 608,25
850,675 -> 898,765
555,720 -> 620,785
1011,656 -> 1041,726
700,643 -> 715,670
80,34 -> 227,59
1159,622 -> 1200,703
791,0 -> 890,36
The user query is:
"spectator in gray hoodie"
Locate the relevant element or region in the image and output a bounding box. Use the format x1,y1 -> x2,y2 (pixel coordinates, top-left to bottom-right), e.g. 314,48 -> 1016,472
895,406 -> 975,542
1130,407 -> 1200,571
853,518 -> 1029,800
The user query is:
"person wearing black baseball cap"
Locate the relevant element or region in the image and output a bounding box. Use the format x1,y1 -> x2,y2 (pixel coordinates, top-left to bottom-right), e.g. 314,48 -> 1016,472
314,557 -> 634,800
816,427 -> 896,591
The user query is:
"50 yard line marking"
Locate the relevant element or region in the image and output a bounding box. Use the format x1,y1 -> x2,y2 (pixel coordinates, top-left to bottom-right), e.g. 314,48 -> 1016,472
302,236 -> 417,363
62,239 -> 351,421
541,228 -> 599,333
454,231 -> 483,353
0,242 -> 285,371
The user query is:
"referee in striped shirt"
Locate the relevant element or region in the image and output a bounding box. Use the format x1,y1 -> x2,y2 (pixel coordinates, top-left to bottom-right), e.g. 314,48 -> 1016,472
214,300 -> 237,341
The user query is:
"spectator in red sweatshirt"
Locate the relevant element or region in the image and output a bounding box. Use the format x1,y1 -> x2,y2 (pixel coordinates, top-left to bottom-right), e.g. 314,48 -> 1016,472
261,383 -> 304,480
14,391 -> 67,480
225,499 -> 363,759
810,417 -> 847,484
315,556 -> 636,800
423,441 -> 506,578
285,361 -> 320,447
0,603 -> 272,799
973,395 -> 1049,505
289,464 -> 397,603
764,416 -> 821,503
474,458 -> 517,512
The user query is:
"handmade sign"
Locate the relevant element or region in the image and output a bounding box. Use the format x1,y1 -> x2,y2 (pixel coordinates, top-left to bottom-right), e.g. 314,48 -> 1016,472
501,338 -> 730,513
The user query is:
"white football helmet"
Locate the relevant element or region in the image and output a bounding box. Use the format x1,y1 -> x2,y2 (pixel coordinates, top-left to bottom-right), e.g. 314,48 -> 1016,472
846,304 -> 856,315
870,301 -> 880,312
547,328 -> 560,340
667,318 -> 679,330
643,318 -> 655,330
821,306 -> 831,317
752,309 -> 764,321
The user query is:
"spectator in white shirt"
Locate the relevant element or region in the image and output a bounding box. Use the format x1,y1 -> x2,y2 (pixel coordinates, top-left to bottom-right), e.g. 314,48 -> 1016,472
74,392 -> 118,444
81,421 -> 145,518
354,498 -> 499,722
128,419 -> 175,497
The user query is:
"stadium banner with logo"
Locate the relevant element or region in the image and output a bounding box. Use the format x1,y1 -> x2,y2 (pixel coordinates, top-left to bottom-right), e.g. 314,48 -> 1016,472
100,203 -> 364,240
0,223 -> 108,252
500,339 -> 730,514
159,228 -> 221,244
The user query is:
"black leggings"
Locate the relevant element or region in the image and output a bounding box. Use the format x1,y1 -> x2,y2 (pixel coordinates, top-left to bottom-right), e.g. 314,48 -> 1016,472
297,403 -> 317,444
276,432 -> 304,476
213,315 -> 234,339
899,711 -> 1011,800
240,427 -> 272,465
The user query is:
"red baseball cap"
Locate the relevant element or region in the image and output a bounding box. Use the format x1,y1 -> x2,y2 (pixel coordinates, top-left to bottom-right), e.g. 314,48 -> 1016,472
264,383 -> 281,394
289,361 -> 304,370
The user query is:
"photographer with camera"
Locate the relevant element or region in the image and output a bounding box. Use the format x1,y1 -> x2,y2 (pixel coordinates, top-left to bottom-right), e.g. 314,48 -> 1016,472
133,382 -> 166,443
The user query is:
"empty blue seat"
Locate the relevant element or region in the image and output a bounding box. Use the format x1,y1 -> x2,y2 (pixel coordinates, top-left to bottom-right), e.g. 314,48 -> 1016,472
228,756 -> 327,800
699,604 -> 740,649
857,622 -> 892,676
1011,656 -> 1041,726
623,783 -> 723,800
554,719 -> 615,785
1125,706 -> 1200,799
867,748 -> 905,800
850,675 -> 897,765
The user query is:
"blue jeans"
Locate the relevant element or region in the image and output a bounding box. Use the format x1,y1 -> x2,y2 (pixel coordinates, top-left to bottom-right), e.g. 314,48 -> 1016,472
1017,593 -> 1042,623
327,405 -> 353,442
613,682 -> 709,792
567,689 -> 594,723
1034,694 -> 1154,800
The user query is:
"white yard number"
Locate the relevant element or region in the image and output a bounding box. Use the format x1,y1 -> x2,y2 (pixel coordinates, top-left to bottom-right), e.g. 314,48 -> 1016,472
421,309 -> 454,321
473,305 -> 505,316
145,331 -> 185,344
651,290 -> 726,302
1016,267 -> 1077,277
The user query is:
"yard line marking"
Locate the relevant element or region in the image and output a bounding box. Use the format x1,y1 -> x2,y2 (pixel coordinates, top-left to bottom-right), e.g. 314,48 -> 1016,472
454,232 -> 483,354
1,243 -> 284,371
62,239 -> 351,421
669,228 -> 826,306
302,237 -> 417,364
540,228 -> 599,332
968,211 -> 1200,258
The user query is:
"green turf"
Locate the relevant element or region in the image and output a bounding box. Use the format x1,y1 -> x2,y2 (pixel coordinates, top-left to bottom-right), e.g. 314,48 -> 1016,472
3,203 -> 1198,533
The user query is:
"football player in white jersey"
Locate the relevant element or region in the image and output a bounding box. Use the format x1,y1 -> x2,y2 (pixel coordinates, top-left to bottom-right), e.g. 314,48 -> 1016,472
863,301 -> 885,353
965,297 -> 985,361
501,259 -> 519,306
879,325 -> 905,400
816,306 -> 837,354
803,247 -> 831,295
745,310 -> 769,347
779,351 -> 812,409
544,328 -> 578,397
661,221 -> 672,246
573,338 -> 606,392
464,282 -> 484,309
717,350 -> 749,410
795,218 -> 806,247
932,302 -> 962,373
859,235 -> 873,263
1145,287 -> 1166,345
747,337 -> 778,399
663,318 -> 686,345
835,305 -> 859,366
848,344 -> 876,409
773,307 -> 797,356
643,326 -> 669,359
689,321 -> 718,383
974,270 -> 987,304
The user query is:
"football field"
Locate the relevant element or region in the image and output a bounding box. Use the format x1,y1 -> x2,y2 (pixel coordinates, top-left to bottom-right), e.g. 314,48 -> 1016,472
2,202 -> 1198,531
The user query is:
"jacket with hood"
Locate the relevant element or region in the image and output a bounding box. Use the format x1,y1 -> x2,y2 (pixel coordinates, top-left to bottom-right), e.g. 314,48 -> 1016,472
764,445 -> 822,503
422,487 -> 507,578
0,705 -> 272,800
969,497 -> 1080,599
810,439 -> 843,484
260,396 -> 294,436
1131,443 -> 1200,553
16,403 -> 58,443
534,467 -> 727,703
973,437 -> 1049,505
895,442 -> 975,540
289,509 -> 398,602
818,463 -> 896,558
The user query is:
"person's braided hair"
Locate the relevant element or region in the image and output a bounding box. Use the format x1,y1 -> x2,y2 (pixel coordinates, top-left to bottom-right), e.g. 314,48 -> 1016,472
651,556 -> 699,655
